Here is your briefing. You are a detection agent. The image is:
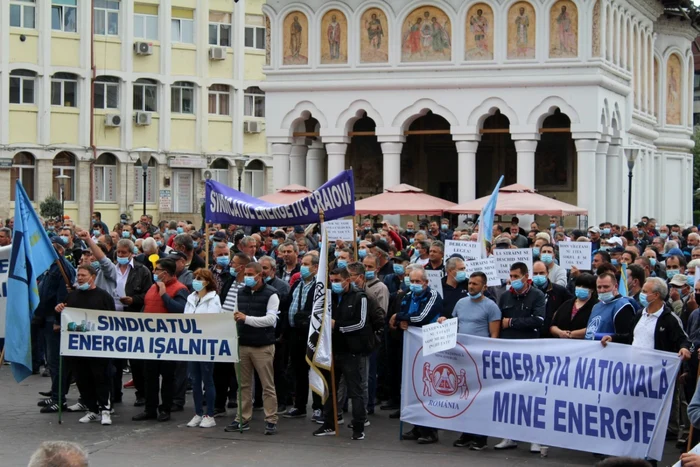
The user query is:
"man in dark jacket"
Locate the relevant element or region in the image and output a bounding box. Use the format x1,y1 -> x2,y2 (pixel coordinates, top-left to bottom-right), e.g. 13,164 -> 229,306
495,262 -> 546,452
313,268 -> 371,441
531,261 -> 572,338
282,253 -> 322,420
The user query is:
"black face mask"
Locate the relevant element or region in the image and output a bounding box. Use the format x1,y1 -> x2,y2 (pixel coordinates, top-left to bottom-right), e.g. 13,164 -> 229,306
695,293 -> 700,304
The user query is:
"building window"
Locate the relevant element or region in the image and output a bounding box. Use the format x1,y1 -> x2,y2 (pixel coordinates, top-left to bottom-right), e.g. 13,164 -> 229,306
244,86 -> 264,117
53,152 -> 76,201
208,84 -> 230,115
134,158 -> 157,203
94,153 -> 117,202
10,0 -> 36,29
9,70 -> 36,105
94,0 -> 119,36
134,13 -> 158,40
210,158 -> 229,184
209,12 -> 231,47
171,82 -> 194,114
94,76 -> 119,109
244,26 -> 265,50
171,18 -> 194,43
133,78 -> 157,112
51,73 -> 77,107
243,160 -> 265,197
52,0 -> 77,33
11,152 -> 36,201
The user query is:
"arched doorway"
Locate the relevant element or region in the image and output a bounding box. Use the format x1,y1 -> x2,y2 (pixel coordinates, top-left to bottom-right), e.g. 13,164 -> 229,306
534,109 -> 576,206
346,112 -> 381,197
400,111 -> 457,202
475,110 -> 516,198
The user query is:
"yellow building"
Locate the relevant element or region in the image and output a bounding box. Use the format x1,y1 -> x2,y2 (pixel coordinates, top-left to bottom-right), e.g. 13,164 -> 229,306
1,0 -> 272,228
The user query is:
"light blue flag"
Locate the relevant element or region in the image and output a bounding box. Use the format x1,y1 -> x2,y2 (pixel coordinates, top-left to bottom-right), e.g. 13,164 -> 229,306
618,262 -> 629,297
476,175 -> 505,258
5,181 -> 58,382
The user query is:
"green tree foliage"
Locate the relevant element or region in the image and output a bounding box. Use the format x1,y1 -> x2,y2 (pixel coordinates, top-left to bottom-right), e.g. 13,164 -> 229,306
39,195 -> 62,220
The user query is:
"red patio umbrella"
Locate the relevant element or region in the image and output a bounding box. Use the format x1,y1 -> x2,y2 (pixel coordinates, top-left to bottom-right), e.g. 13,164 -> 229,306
355,184 -> 456,215
259,184 -> 312,204
447,183 -> 588,216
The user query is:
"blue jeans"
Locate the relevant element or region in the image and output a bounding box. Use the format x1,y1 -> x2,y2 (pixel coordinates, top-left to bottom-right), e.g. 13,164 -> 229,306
189,361 -> 215,417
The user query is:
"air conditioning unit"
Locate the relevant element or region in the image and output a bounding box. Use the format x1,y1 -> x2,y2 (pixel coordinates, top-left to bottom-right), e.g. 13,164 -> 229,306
201,169 -> 213,181
104,114 -> 121,127
134,111 -> 152,126
244,120 -> 262,133
134,41 -> 153,55
209,46 -> 226,60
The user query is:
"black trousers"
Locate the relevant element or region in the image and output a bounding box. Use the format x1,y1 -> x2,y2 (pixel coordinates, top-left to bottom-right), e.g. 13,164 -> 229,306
74,356 -> 111,413
386,333 -> 403,405
131,359 -> 145,399
172,361 -> 188,407
111,359 -> 126,403
273,340 -> 289,406
289,328 -> 321,411
213,362 -> 238,410
144,359 -> 176,415
323,352 -> 366,434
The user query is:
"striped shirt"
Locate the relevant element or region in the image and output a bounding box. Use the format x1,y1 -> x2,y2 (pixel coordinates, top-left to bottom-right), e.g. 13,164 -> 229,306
222,281 -> 244,312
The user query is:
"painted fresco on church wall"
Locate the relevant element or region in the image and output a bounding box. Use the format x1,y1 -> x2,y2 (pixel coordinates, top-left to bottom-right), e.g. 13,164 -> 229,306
465,4 -> 494,61
666,54 -> 682,125
507,2 -> 536,59
321,9 -> 348,64
360,8 -> 389,63
549,0 -> 578,58
401,6 -> 451,62
283,11 -> 308,65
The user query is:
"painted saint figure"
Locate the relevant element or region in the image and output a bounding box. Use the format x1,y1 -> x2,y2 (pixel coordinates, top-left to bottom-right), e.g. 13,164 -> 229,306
430,17 -> 450,53
403,17 -> 423,56
366,13 -> 383,49
470,9 -> 489,54
327,14 -> 341,60
290,16 -> 302,58
515,7 -> 530,57
420,13 -> 434,54
556,5 -> 574,54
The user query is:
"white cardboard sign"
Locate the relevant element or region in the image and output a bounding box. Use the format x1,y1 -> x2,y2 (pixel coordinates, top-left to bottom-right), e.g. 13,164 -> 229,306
324,219 -> 355,242
444,240 -> 480,263
425,270 -> 444,298
558,242 -> 592,270
493,248 -> 534,280
422,318 -> 458,356
464,258 -> 501,287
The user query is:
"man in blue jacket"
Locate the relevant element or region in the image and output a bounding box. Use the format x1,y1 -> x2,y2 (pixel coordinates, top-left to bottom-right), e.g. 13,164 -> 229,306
390,266 -> 443,445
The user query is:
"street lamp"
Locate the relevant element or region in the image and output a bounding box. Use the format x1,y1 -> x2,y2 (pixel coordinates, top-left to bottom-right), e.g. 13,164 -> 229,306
624,147 -> 640,229
56,174 -> 70,222
234,158 -> 246,191
134,148 -> 154,216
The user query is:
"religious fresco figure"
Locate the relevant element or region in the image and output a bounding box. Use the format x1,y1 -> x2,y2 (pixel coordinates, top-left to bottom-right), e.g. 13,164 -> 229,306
366,13 -> 383,49
327,15 -> 341,60
361,8 -> 388,63
556,6 -> 574,53
470,9 -> 489,54
515,7 -> 530,57
401,6 -> 451,62
508,2 -> 535,59
290,16 -> 302,58
283,12 -> 308,65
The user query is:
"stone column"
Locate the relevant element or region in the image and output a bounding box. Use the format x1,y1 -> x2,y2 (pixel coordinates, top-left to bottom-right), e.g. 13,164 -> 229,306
514,139 -> 539,227
574,139 -> 599,227
325,143 -> 347,180
595,137 -> 610,223
289,138 -> 308,186
270,142 -> 291,190
455,141 -> 478,205
36,159 -> 54,202
606,138 -> 622,225
306,139 -> 326,190
380,142 -> 403,191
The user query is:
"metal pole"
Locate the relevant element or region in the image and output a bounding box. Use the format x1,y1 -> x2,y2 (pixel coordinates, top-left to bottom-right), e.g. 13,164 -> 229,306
142,167 -> 147,216
627,169 -> 633,229
60,185 -> 65,222
237,172 -> 242,191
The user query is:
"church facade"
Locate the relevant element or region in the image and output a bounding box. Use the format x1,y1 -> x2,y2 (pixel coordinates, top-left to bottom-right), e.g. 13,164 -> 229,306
261,0 -> 696,226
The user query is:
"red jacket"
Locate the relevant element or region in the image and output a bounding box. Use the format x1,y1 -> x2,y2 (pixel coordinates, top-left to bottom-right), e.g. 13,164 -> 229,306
144,279 -> 188,313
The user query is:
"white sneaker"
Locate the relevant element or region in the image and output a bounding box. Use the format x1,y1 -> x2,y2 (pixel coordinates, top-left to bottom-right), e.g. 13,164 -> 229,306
199,416 -> 216,428
494,439 -> 518,450
530,443 -> 542,453
101,410 -> 112,425
79,412 -> 100,423
187,415 -> 203,427
67,402 -> 88,412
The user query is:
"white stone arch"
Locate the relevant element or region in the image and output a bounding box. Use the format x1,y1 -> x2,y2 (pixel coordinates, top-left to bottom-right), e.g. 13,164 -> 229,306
602,98 -> 610,128
280,101 -> 329,136
612,102 -> 622,132
335,99 -> 385,133
391,98 -> 460,131
246,158 -> 271,169
527,96 -> 581,127
467,97 -> 519,128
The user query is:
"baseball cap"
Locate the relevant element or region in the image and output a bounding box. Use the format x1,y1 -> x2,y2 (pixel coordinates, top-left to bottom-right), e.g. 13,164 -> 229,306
588,226 -> 601,234
294,225 -> 305,234
669,274 -> 688,287
51,236 -> 67,248
369,240 -> 390,254
391,250 -> 411,262
495,236 -> 511,246
167,251 -> 187,261
665,247 -> 685,259
606,237 -> 624,248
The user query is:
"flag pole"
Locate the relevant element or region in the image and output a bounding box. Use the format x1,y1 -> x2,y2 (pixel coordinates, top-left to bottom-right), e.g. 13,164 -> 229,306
0,347 -> 5,367
205,223 -> 211,268
58,354 -> 63,424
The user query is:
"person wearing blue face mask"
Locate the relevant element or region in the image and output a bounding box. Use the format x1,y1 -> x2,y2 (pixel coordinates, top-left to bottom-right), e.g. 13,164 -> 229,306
313,268 -> 371,441
334,248 -> 351,270
494,262 -> 546,452
583,272 -> 637,343
210,243 -> 232,291
550,273 -> 598,340
539,244 -> 567,287
391,267 -> 443,444
441,257 -> 469,318
438,271 -> 500,450
55,264 -> 116,425
227,263 -> 280,435
531,261 -> 573,338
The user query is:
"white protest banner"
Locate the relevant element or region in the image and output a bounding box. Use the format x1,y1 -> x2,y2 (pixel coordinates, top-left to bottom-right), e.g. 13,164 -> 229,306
401,328 -> 679,461
324,219 -> 355,242
464,258 -> 500,287
61,308 -> 239,362
426,270 -> 443,298
422,318 -> 458,356
673,443 -> 700,466
559,242 -> 593,270
493,248 -> 534,280
444,240 -> 479,263
0,245 -> 9,338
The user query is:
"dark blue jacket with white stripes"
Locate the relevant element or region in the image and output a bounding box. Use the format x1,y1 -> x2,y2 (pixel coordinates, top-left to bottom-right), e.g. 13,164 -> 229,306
331,286 -> 373,355
395,286 -> 443,328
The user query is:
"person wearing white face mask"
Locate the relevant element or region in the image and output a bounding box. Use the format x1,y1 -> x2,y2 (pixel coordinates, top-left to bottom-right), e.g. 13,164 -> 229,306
55,264 -> 116,426
439,271 -> 500,451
